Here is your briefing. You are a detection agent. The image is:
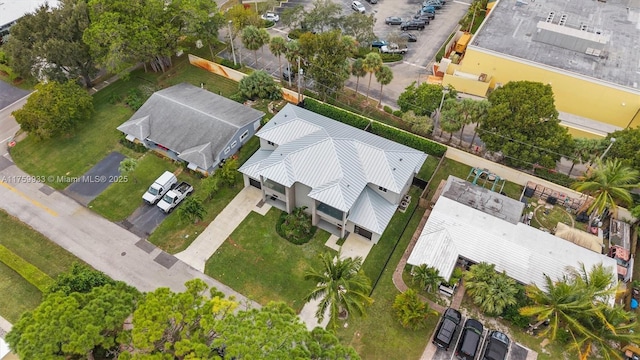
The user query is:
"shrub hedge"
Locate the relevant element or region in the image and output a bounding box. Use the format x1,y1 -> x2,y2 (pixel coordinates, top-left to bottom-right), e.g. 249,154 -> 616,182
0,245 -> 54,292
304,99 -> 447,157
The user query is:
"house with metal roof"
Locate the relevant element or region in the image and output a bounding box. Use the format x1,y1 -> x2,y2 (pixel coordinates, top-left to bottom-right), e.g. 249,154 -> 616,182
117,83 -> 264,175
239,104 -> 427,243
408,176 -> 618,291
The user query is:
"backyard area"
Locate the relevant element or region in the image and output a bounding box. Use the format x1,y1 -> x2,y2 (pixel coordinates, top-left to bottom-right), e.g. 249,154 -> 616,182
0,210 -> 83,322
204,208 -> 333,312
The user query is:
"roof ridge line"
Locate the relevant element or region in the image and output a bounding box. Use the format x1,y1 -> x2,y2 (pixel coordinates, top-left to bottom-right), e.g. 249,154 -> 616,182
154,91 -> 243,129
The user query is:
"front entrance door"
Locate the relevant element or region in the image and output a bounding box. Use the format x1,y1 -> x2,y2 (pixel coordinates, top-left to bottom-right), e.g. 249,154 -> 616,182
354,225 -> 373,240
249,178 -> 262,189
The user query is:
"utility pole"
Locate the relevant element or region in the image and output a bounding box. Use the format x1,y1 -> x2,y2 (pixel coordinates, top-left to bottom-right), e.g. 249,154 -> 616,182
297,56 -> 302,104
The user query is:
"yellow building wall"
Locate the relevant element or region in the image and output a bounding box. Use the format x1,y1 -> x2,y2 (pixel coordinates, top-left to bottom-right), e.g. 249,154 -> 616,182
459,48 -> 640,130
443,74 -> 490,96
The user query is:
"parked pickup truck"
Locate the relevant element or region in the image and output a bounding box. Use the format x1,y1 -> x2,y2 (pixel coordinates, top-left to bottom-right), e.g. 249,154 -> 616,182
380,43 -> 408,54
143,171 -> 177,205
157,182 -> 193,213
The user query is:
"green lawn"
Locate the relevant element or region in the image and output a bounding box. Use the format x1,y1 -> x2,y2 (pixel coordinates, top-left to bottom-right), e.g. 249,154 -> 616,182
336,200 -> 435,360
0,210 -> 83,322
417,155 -> 440,181
89,154 -> 179,221
362,186 -> 422,282
11,50 -> 239,191
426,158 -> 523,200
204,208 -> 333,312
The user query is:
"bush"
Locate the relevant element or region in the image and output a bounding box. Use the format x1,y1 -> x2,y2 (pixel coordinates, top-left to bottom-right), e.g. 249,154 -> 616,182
108,93 -> 122,105
119,137 -> 148,153
276,208 -> 316,245
353,48 -> 403,63
393,110 -> 403,117
0,245 -> 54,292
238,70 -> 282,100
124,88 -> 144,110
217,57 -> 242,70
304,99 -> 446,156
383,105 -> 392,114
261,20 -> 275,28
48,263 -> 115,295
304,98 -> 369,129
0,50 -> 7,65
533,168 -> 573,188
370,122 -> 446,157
288,29 -> 305,40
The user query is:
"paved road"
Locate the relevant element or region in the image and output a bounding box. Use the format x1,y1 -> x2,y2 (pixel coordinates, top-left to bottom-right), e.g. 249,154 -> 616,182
0,81 -> 30,110
0,92 -> 29,157
0,155 -> 258,306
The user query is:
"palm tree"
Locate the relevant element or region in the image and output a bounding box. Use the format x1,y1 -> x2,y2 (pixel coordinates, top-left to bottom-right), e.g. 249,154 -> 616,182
351,58 -> 366,95
439,98 -> 463,142
375,65 -> 393,107
520,263 -> 640,360
362,52 -> 382,101
411,264 -> 443,293
241,25 -> 270,66
463,262 -> 496,298
477,273 -> 518,315
284,40 -> 301,87
304,252 -> 373,330
269,36 -> 287,80
567,138 -> 602,177
468,99 -> 490,150
571,159 -> 640,216
118,157 -> 137,183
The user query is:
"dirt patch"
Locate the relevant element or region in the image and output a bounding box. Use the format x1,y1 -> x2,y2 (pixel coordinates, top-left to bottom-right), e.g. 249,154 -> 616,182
227,237 -> 245,251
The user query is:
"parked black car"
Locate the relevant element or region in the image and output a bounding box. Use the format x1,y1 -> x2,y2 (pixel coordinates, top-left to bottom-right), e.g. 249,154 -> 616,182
399,32 -> 417,42
482,331 -> 510,360
400,20 -> 427,31
365,0 -> 378,3
433,308 -> 462,350
385,16 -> 403,25
456,319 -> 484,360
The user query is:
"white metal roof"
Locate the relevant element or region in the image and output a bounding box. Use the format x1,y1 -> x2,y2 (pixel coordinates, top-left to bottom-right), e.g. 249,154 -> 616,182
347,187 -> 397,234
1,0 -> 59,28
408,178 -> 618,290
239,104 -> 427,212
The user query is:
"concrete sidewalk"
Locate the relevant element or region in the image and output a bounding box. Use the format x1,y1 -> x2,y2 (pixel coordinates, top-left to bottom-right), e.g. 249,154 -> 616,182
0,159 -> 259,307
175,186 -> 269,272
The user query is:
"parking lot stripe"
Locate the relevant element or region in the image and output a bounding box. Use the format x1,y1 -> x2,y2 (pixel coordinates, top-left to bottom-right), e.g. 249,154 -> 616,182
402,61 -> 428,69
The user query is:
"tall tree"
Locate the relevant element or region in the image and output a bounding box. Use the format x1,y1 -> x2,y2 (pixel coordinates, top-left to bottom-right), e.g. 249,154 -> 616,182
4,0 -> 97,87
7,282 -> 138,359
47,263 -> 115,295
478,81 -> 574,169
463,262 -> 518,315
375,65 -> 393,107
241,25 -> 270,66
284,40 -> 302,87
280,5 -> 305,29
397,82 -> 455,116
412,264 -> 443,293
351,58 -> 366,94
298,30 -> 356,100
439,98 -> 485,145
439,98 -> 463,143
468,99 -> 490,149
303,0 -> 343,33
269,36 -> 287,79
340,12 -> 376,46
520,263 -> 640,359
602,127 -> 640,170
225,4 -> 261,32
567,138 -> 603,176
362,52 -> 383,101
12,81 -> 94,139
183,1 -> 225,60
304,252 -> 373,330
571,159 -> 640,216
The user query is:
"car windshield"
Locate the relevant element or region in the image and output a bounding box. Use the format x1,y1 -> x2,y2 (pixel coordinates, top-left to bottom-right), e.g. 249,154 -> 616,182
147,186 -> 159,195
162,194 -> 173,203
617,258 -> 629,267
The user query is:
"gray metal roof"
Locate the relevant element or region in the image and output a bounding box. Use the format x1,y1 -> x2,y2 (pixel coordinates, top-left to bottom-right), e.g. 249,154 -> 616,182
239,104 -> 427,211
347,186 -> 397,234
472,0 -> 640,91
408,177 -> 619,292
117,83 -> 264,171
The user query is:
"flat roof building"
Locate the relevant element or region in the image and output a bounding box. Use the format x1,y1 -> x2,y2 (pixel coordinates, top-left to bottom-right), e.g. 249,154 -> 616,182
442,0 -> 640,137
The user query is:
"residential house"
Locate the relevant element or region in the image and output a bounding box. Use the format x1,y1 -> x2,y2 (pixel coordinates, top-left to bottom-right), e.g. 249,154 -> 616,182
239,104 -> 427,243
117,83 -> 264,175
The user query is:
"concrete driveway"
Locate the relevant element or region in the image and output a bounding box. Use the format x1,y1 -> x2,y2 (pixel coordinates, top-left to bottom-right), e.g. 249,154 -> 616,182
64,151 -> 125,206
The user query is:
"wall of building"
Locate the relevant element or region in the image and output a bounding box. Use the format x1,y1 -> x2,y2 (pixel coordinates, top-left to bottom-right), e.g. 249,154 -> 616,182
293,183 -> 315,210
368,183 -> 400,204
345,221 -> 381,244
458,48 -> 640,130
